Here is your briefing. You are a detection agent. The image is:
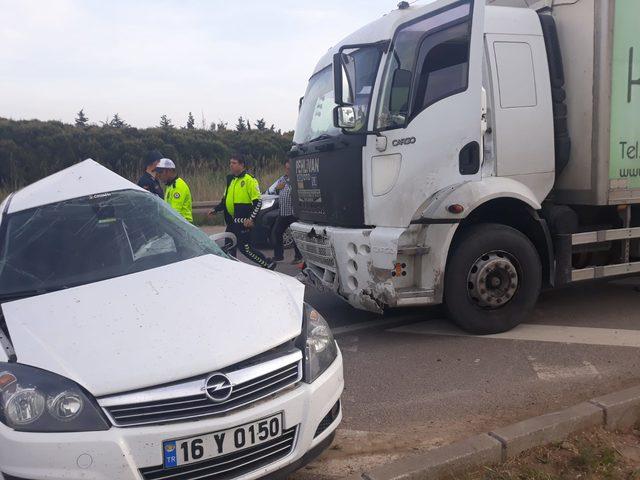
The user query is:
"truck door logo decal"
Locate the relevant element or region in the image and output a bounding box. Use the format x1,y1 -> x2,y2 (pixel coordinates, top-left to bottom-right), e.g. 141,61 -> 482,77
629,47 -> 640,104
392,137 -> 416,147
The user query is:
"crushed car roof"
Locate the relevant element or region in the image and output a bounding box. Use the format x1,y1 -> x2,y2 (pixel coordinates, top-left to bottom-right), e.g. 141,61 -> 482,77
6,159 -> 143,214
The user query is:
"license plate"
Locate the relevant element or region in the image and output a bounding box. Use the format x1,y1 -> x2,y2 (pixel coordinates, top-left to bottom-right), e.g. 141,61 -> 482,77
162,413 -> 283,469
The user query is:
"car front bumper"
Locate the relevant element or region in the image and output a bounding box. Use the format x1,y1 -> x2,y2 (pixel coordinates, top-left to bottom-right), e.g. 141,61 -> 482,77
0,353 -> 343,480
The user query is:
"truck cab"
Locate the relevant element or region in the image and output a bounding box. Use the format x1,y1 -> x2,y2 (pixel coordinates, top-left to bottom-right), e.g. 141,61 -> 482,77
290,0 -> 640,334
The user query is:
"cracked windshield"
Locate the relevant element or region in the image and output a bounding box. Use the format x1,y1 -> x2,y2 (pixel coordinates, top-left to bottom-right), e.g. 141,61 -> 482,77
0,190 -> 225,298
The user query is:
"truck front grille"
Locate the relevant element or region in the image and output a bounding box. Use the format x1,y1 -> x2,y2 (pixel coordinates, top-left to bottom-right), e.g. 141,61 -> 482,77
139,426 -> 298,480
292,231 -> 335,269
99,350 -> 302,427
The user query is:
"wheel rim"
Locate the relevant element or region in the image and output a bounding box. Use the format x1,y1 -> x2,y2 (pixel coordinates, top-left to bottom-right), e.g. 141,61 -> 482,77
467,251 -> 519,309
282,228 -> 294,249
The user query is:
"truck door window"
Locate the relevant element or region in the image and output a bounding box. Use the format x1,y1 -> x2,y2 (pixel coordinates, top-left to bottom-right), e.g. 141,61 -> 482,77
375,1 -> 472,130
413,21 -> 471,114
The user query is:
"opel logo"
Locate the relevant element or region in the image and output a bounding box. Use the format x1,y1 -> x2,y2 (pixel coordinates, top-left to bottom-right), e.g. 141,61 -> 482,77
204,373 -> 233,403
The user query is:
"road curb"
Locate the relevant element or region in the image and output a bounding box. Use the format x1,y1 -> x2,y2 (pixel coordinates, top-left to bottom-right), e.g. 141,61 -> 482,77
345,385 -> 640,480
488,402 -> 603,460
344,434 -> 502,480
590,385 -> 640,431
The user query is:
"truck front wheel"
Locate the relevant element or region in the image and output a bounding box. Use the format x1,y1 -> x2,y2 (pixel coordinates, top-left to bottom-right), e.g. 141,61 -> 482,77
444,224 -> 541,334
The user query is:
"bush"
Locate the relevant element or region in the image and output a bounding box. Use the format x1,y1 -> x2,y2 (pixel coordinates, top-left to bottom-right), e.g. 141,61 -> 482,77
0,118 -> 293,192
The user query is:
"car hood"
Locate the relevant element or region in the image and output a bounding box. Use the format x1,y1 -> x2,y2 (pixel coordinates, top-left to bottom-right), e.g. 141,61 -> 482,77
2,255 -> 305,397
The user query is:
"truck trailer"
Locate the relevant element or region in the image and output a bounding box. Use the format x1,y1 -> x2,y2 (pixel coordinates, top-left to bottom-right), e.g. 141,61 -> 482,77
289,0 -> 640,334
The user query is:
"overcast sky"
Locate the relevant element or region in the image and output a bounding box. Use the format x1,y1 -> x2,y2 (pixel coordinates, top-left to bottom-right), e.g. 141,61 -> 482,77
0,0 -> 398,131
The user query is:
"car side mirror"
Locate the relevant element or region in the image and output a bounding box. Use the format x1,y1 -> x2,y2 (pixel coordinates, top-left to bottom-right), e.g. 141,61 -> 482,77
209,232 -> 237,256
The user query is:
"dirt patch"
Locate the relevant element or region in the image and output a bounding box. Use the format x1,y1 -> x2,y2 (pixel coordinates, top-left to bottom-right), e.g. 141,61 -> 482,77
454,426 -> 640,480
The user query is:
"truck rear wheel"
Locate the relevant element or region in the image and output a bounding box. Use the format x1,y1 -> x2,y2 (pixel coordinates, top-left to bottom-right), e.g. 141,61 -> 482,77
444,224 -> 541,334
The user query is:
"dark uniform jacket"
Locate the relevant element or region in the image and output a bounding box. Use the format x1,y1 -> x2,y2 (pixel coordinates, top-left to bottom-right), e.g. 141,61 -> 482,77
137,172 -> 163,198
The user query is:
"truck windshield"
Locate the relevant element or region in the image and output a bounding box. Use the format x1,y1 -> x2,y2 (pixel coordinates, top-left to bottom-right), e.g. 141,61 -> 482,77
0,190 -> 227,299
293,45 -> 383,144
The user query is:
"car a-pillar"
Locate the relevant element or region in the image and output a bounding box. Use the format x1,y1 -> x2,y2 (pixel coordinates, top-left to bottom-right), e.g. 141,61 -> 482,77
443,198 -> 552,335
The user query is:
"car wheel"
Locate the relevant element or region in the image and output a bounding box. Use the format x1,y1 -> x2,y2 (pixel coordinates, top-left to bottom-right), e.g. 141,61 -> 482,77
444,223 -> 541,335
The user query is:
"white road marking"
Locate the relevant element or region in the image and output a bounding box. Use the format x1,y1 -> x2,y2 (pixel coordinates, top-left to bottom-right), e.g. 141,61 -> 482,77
332,317 -> 422,336
389,320 -> 640,348
527,356 -> 601,381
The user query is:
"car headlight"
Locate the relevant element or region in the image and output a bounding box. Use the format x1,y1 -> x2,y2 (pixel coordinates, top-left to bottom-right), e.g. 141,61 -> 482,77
0,363 -> 110,432
261,198 -> 276,210
300,304 -> 338,383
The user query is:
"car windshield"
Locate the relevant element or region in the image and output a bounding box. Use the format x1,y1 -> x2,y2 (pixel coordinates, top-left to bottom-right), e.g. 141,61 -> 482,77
293,45 -> 383,144
0,189 -> 227,298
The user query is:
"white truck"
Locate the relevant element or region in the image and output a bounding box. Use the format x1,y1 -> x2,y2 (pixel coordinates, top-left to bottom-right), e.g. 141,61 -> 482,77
290,0 -> 640,334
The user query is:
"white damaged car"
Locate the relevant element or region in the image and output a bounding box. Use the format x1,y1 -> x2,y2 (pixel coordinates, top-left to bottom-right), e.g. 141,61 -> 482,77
0,160 -> 343,480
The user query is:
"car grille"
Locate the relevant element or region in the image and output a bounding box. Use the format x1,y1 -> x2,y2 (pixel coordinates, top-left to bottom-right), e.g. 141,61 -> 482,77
99,350 -> 302,427
292,231 -> 335,269
139,426 -> 298,480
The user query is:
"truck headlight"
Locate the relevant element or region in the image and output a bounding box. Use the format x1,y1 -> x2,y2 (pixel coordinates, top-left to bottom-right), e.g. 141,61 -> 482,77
300,304 -> 338,383
0,363 -> 110,432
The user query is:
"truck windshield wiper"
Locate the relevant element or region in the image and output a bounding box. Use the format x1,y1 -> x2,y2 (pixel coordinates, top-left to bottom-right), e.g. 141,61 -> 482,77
307,134 -> 333,143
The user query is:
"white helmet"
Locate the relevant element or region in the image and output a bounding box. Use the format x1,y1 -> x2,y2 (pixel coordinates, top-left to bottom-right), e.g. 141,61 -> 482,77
156,158 -> 176,169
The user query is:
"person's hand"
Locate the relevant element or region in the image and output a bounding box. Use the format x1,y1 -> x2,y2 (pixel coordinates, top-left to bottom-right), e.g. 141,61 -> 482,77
208,209 -> 215,217
243,218 -> 254,229
276,181 -> 285,191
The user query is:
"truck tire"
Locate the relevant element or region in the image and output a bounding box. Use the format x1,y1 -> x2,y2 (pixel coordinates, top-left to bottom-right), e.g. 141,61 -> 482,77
444,224 -> 541,334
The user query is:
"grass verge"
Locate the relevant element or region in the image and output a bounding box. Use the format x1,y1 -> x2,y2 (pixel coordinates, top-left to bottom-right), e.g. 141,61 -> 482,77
453,427 -> 640,480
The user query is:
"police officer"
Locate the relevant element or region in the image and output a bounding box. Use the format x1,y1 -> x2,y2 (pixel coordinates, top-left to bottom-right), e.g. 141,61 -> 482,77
137,150 -> 164,198
211,154 -> 275,270
156,158 -> 193,223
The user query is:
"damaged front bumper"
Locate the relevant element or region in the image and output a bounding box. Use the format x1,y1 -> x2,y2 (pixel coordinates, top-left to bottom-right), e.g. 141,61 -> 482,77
291,223 -> 440,313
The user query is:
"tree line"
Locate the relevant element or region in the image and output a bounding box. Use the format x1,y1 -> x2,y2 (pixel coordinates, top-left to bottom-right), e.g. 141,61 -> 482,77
0,111 -> 294,188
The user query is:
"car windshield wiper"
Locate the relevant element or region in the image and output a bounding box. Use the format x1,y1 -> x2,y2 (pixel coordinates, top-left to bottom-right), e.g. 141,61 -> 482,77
0,287 -> 65,303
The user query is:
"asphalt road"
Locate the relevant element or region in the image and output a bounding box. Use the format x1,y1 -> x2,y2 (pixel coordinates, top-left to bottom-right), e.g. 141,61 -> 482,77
202,227 -> 640,479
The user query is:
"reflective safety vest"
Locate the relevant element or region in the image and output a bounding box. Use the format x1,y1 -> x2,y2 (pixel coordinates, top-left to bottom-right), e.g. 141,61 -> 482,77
224,172 -> 261,219
165,177 -> 193,223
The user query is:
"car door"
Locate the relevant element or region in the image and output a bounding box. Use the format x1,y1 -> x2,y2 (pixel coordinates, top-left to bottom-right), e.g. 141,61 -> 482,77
363,0 -> 485,227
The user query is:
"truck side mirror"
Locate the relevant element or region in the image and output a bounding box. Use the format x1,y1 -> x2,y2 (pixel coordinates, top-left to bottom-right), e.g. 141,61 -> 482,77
334,106 -> 357,129
333,52 -> 354,106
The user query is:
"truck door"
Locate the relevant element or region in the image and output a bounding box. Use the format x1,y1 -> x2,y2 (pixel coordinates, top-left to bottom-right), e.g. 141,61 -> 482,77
364,0 -> 485,227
